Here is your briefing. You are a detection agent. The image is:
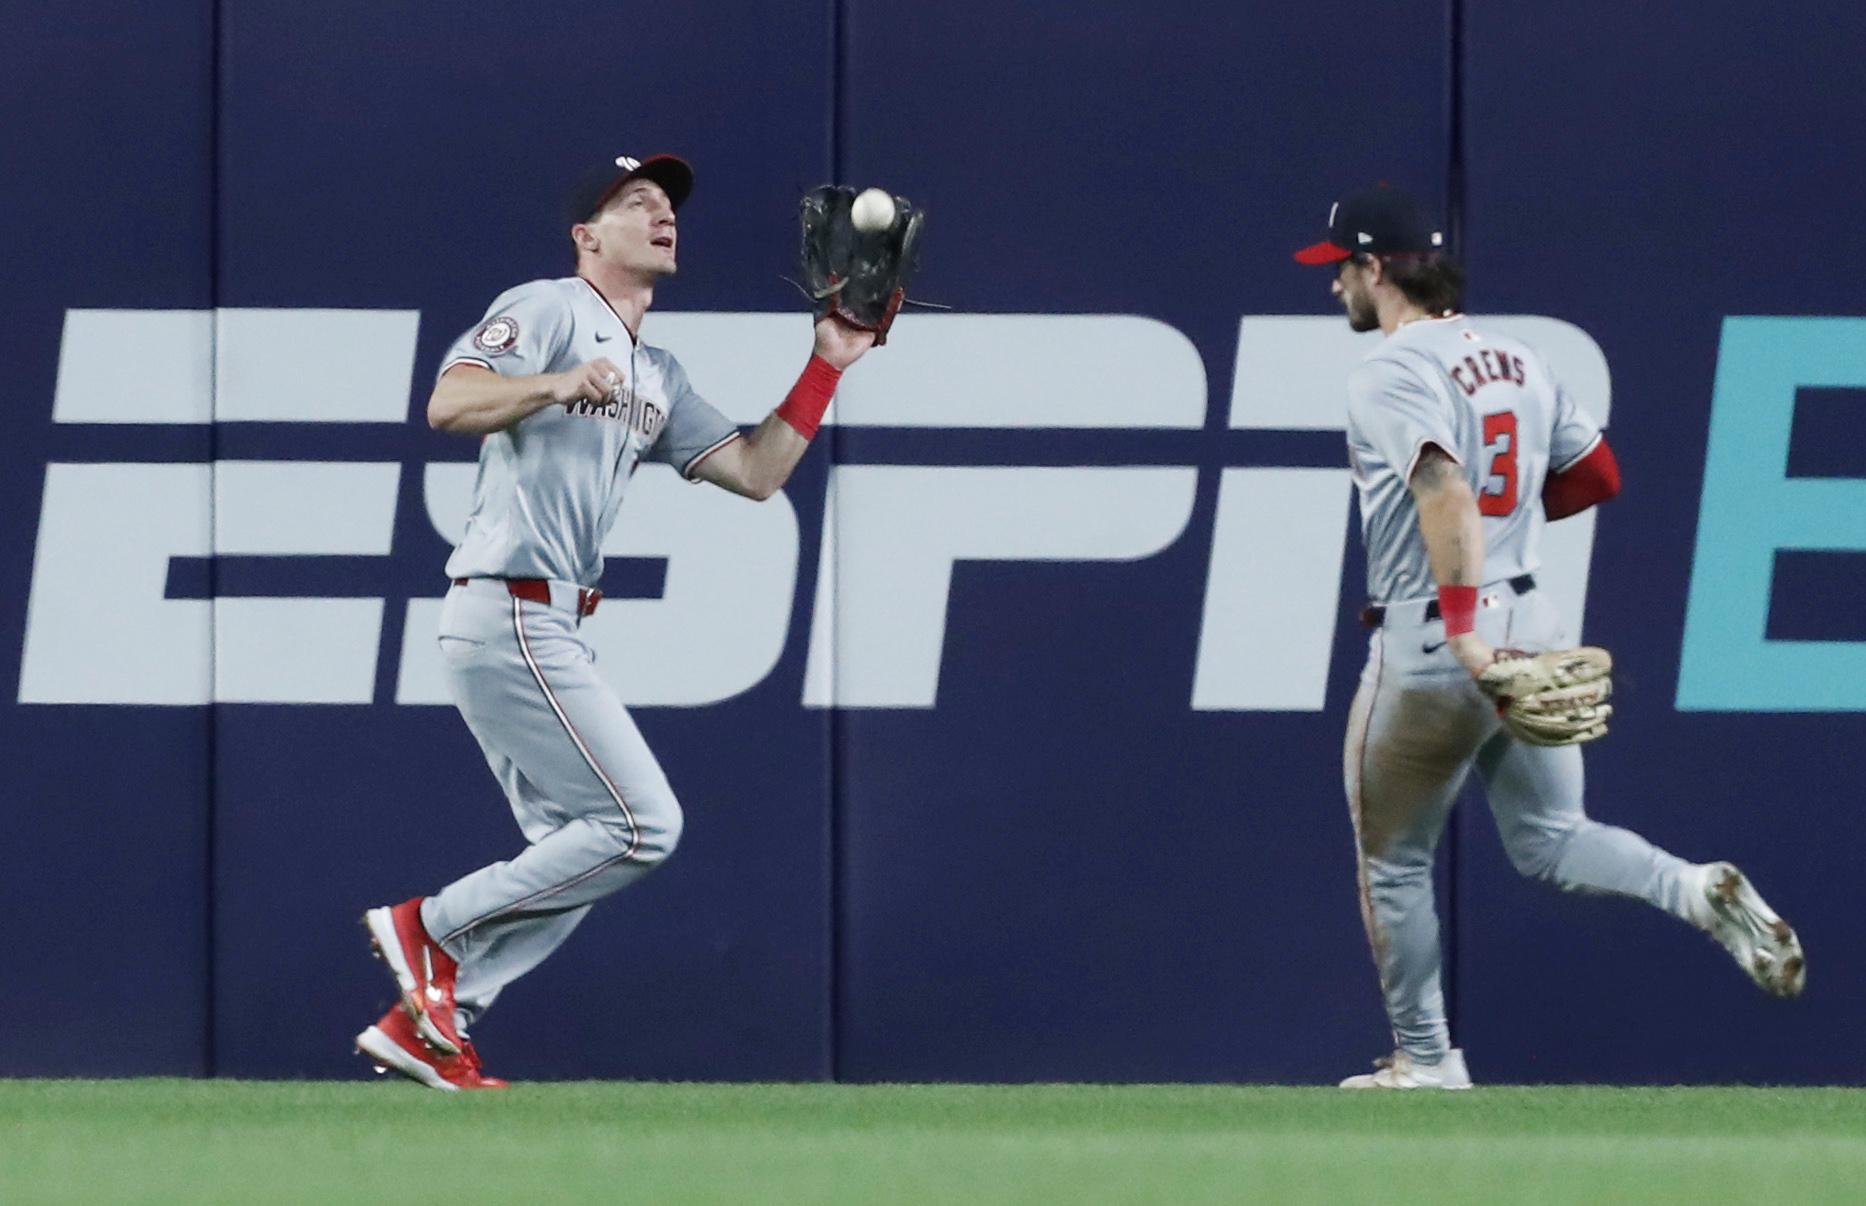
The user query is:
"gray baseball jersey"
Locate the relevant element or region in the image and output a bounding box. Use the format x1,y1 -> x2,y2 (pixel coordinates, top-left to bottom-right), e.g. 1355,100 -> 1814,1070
439,276 -> 741,587
1346,314 -> 1602,603
403,276 -> 744,1035
1339,313 -> 1703,1075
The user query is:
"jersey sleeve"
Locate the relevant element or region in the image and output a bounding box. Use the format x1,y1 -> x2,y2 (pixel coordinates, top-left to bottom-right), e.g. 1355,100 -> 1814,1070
645,354 -> 744,480
437,280 -> 573,381
1548,378 -> 1605,472
1346,355 -> 1461,483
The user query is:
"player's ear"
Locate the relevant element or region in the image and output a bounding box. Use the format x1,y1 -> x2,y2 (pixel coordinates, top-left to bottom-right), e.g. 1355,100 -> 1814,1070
571,222 -> 597,253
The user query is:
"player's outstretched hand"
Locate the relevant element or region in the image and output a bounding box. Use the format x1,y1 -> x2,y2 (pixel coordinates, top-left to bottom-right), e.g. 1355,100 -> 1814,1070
813,315 -> 877,370
552,358 -> 629,406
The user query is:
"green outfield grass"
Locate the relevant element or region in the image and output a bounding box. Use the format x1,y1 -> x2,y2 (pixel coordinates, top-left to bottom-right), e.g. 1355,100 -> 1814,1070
1,1080 -> 1861,1204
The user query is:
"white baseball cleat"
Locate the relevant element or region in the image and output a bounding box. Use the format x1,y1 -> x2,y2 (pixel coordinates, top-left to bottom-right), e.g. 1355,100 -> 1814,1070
1340,1048 -> 1473,1090
1696,862 -> 1806,998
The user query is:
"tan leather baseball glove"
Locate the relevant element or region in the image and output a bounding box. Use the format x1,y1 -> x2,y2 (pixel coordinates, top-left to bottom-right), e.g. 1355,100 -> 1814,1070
1477,647 -> 1614,746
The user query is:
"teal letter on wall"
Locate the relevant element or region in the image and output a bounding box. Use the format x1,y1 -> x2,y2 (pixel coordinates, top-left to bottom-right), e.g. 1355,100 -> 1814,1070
1678,317 -> 1866,710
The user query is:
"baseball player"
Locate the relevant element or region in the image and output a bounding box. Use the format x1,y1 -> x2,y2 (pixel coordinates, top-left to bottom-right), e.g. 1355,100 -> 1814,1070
1294,186 -> 1806,1090
355,153 -> 875,1089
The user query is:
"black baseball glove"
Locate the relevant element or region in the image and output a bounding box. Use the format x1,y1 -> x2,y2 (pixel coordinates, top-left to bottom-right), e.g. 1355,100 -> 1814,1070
798,185 -> 924,346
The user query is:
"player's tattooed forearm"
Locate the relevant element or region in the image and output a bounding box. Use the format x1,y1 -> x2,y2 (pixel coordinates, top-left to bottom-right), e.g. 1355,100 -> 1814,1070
1408,446 -> 1480,584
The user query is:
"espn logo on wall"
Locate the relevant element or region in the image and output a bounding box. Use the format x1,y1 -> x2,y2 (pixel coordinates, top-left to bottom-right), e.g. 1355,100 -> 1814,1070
21,309 -> 1608,709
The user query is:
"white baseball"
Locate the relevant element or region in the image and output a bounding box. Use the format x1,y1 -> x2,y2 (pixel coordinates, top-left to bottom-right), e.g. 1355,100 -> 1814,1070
851,187 -> 896,233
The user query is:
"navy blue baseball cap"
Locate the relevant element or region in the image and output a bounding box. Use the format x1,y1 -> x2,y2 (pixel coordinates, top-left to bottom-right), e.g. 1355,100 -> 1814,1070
1294,186 -> 1445,264
566,153 -> 694,225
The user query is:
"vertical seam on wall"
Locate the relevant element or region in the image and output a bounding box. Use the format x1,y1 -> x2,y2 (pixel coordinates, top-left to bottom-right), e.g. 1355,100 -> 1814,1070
1442,0 -> 1467,1045
827,0 -> 848,1086
204,0 -> 222,1080
1446,0 -> 1466,258
371,464 -> 418,706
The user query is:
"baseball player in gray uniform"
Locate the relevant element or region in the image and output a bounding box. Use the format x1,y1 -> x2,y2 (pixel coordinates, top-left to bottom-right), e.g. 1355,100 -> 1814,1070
1294,187 -> 1806,1090
355,153 -> 874,1089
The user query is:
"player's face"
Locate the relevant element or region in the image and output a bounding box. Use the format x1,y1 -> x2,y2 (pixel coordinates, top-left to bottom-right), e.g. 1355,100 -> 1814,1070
1333,258 -> 1380,333
587,180 -> 678,279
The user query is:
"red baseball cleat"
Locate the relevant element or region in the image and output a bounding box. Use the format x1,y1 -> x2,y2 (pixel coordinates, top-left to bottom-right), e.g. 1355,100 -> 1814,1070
355,1006 -> 508,1091
363,897 -> 465,1055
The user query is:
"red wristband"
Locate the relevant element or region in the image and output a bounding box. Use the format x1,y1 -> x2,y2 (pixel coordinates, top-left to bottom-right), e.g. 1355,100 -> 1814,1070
1438,585 -> 1478,637
773,354 -> 843,440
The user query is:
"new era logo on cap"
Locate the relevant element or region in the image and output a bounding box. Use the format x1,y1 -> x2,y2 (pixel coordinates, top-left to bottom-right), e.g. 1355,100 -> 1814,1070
1294,185 -> 1445,265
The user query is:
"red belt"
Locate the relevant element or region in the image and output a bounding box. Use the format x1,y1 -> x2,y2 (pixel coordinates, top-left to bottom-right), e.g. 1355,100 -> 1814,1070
453,577 -> 602,617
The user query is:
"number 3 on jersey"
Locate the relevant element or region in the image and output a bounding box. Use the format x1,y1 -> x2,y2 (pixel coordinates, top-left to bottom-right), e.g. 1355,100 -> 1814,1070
1479,411 -> 1518,517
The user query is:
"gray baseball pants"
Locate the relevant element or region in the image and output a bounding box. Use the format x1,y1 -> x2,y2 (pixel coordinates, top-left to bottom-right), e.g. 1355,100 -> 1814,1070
1343,584 -> 1700,1062
418,578 -> 683,1030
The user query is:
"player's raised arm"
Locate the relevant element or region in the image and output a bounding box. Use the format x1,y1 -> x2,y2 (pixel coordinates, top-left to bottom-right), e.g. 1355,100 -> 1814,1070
427,359 -> 627,436
692,182 -> 923,500
1407,445 -> 1494,676
692,317 -> 875,500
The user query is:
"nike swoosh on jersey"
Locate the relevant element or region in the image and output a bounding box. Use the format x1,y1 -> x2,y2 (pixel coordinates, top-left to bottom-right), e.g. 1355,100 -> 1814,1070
595,331 -> 613,341
1422,640 -> 1448,654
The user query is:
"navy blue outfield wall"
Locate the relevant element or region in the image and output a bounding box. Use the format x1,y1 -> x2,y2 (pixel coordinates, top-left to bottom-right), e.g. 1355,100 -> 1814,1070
2,0 -> 1862,1083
